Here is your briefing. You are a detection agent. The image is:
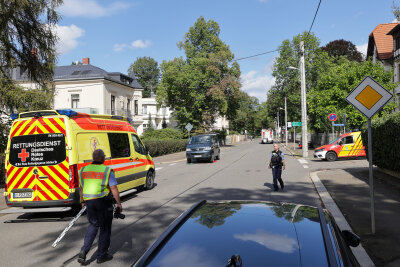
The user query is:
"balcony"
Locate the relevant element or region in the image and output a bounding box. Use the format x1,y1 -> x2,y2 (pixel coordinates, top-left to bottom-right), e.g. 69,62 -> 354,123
395,48 -> 400,59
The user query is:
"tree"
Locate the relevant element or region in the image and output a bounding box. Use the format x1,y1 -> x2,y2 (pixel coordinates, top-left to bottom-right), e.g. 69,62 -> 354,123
157,17 -> 241,131
230,91 -> 259,135
321,39 -> 363,62
266,32 -> 321,129
308,57 -> 396,132
128,57 -> 160,98
393,0 -> 400,21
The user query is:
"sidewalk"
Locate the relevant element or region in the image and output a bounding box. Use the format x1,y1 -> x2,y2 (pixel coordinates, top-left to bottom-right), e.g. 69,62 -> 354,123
318,168 -> 400,267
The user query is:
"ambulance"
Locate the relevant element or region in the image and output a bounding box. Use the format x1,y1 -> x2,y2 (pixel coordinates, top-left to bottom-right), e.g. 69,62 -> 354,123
313,131 -> 366,161
4,110 -> 155,208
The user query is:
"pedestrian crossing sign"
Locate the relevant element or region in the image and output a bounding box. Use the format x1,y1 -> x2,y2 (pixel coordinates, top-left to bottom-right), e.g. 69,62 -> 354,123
346,76 -> 392,119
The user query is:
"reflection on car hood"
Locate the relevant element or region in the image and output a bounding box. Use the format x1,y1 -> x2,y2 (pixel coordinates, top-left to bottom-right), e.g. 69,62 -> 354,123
148,201 -> 329,267
187,143 -> 212,148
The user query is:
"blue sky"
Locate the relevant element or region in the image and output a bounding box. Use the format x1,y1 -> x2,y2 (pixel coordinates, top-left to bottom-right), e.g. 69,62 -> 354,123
55,0 -> 397,102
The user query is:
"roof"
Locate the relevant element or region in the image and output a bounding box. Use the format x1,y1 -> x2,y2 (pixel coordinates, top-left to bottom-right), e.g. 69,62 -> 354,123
11,64 -> 144,90
387,23 -> 400,35
141,201 -> 330,267
367,23 -> 399,60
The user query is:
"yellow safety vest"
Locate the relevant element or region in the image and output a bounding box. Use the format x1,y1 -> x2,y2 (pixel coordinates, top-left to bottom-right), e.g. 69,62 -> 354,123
79,164 -> 111,200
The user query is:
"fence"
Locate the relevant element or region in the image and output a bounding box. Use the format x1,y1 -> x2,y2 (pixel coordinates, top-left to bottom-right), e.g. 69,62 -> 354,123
225,134 -> 247,145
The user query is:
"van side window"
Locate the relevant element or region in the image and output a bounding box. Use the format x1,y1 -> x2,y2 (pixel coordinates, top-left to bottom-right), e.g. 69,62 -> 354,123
108,133 -> 130,158
131,134 -> 146,155
342,136 -> 354,144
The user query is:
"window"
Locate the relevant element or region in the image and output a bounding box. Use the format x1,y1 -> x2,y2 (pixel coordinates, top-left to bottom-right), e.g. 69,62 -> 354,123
134,100 -> 138,115
127,99 -> 131,114
341,136 -> 354,145
143,105 -> 147,115
111,95 -> 115,115
131,134 -> 146,155
396,37 -> 400,51
107,133 -> 130,158
71,94 -> 79,108
162,107 -> 166,115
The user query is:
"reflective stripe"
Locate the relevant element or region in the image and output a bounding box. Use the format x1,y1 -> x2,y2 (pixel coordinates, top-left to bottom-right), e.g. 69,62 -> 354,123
83,192 -> 109,198
101,167 -> 110,192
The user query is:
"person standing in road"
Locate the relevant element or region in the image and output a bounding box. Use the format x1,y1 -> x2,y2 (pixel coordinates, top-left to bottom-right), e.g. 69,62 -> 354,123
77,149 -> 122,264
268,144 -> 286,191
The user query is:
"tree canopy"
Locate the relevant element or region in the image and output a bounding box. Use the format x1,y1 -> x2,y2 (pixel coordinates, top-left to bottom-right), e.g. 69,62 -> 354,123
321,39 -> 363,62
157,17 -> 241,131
128,56 -> 160,98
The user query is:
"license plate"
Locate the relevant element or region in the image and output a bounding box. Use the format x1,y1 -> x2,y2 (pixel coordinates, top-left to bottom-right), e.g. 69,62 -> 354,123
194,155 -> 202,158
13,192 -> 32,199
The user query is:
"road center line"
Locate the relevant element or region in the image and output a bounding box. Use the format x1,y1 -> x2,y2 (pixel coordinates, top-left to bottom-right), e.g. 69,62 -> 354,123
303,165 -> 309,169
298,159 -> 308,164
169,163 -> 177,166
155,167 -> 163,171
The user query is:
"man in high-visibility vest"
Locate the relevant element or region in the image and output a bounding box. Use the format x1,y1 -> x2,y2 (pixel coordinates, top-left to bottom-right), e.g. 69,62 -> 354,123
77,149 -> 122,264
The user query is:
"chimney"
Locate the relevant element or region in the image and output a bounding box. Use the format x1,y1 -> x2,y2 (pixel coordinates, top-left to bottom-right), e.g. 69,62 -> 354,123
82,57 -> 90,65
31,48 -> 38,57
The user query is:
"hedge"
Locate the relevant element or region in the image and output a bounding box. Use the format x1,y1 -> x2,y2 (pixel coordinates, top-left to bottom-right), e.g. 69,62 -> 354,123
143,139 -> 187,157
361,112 -> 400,172
141,128 -> 184,140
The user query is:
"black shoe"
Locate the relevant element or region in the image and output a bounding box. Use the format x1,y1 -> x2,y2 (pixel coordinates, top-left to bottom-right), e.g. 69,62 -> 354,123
97,253 -> 113,264
77,251 -> 86,264
274,188 -> 279,192
280,184 -> 284,190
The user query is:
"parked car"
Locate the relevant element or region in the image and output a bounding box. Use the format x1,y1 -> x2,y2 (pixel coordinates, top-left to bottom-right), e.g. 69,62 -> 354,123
298,140 -> 313,149
133,200 -> 361,267
314,131 -> 366,161
186,134 -> 220,163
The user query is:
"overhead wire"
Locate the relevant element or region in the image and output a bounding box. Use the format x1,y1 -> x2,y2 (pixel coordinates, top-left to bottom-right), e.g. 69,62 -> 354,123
234,0 -> 322,62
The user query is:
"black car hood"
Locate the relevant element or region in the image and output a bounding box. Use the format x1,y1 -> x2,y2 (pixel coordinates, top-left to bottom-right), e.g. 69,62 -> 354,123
147,201 -> 329,267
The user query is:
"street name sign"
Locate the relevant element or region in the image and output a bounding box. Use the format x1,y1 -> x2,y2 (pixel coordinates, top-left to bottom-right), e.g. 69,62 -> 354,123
333,123 -> 344,126
346,76 -> 393,119
346,76 -> 393,235
287,122 -> 292,128
185,123 -> 193,132
292,122 -> 301,127
328,113 -> 337,122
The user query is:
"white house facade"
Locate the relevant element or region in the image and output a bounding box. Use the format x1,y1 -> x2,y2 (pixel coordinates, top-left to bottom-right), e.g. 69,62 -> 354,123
141,96 -> 176,131
11,58 -> 146,135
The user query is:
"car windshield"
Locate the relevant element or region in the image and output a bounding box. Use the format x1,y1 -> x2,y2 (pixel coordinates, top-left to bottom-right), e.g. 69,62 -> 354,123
189,135 -> 212,144
329,136 -> 341,145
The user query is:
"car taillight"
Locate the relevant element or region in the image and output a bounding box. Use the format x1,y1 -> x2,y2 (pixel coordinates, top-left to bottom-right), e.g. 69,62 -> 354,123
69,164 -> 79,189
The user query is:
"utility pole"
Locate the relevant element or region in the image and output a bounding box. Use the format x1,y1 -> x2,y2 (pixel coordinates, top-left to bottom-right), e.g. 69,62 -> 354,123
285,97 -> 288,146
277,111 -> 280,140
300,41 -> 308,158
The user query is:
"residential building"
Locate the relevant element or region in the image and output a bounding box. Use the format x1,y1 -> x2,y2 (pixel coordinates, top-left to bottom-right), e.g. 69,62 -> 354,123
367,23 -> 399,71
10,57 -> 146,135
387,24 -> 400,110
141,96 -> 176,131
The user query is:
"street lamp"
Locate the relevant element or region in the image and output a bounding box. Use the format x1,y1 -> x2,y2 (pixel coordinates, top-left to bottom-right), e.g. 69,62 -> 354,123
288,41 -> 308,158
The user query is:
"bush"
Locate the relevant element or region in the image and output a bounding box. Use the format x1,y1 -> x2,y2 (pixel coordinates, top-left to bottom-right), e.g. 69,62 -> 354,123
141,128 -> 184,140
143,139 -> 187,157
361,112 -> 400,172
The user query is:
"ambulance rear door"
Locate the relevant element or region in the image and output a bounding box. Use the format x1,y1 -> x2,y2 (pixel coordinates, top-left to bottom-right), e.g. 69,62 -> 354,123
7,117 -> 69,203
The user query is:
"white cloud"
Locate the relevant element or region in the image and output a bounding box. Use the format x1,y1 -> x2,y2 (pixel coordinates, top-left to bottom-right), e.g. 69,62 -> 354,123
53,24 -> 84,55
58,0 -> 133,18
114,40 -> 152,52
131,40 -> 152,49
356,42 -> 368,58
241,66 -> 275,103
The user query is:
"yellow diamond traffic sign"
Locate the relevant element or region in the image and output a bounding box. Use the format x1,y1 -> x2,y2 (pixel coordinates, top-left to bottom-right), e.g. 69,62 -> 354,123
355,85 -> 383,110
346,76 -> 393,118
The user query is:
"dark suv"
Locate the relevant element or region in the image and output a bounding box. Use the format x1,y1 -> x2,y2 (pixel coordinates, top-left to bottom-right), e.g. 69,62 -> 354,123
186,134 -> 220,163
134,201 -> 361,267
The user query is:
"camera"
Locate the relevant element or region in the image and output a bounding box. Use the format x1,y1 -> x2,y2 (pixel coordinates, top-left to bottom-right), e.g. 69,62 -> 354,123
114,206 -> 125,219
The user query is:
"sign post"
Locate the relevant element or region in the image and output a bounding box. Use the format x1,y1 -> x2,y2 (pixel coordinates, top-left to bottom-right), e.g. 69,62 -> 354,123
329,113 -> 337,142
185,123 -> 193,139
346,76 -> 393,234
291,122 -> 301,149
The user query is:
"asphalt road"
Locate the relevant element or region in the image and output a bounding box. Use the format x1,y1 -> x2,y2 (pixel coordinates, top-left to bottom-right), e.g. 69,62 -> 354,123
0,139 -> 366,266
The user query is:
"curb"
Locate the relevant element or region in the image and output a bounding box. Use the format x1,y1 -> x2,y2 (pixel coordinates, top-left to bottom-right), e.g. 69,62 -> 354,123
310,171 -> 375,267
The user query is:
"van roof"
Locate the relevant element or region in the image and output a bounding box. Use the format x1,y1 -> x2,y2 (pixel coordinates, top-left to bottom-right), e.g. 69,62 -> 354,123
14,109 -> 132,124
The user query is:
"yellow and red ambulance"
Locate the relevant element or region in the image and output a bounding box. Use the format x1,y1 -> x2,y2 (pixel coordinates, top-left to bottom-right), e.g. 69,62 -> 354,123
4,110 -> 155,208
313,131 -> 366,161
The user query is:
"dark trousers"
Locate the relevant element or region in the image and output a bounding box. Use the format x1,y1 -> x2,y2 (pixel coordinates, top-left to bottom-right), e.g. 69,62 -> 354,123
82,196 -> 113,259
271,166 -> 284,190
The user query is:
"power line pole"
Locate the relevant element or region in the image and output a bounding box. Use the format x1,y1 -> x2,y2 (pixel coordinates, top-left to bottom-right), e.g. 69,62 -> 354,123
285,97 -> 288,146
277,111 -> 280,140
300,41 -> 308,158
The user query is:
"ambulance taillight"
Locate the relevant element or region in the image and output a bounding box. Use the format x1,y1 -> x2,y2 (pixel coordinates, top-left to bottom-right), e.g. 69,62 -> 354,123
69,164 -> 79,189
